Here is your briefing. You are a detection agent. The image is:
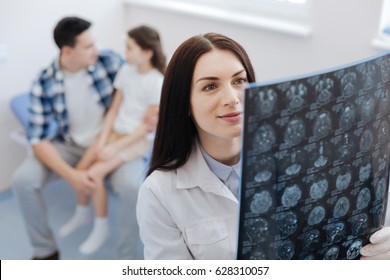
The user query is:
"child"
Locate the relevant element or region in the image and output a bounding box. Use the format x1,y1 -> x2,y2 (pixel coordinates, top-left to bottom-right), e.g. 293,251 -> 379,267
59,25 -> 166,255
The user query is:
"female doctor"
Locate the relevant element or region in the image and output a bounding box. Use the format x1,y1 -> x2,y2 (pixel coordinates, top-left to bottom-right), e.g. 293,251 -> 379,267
136,32 -> 390,260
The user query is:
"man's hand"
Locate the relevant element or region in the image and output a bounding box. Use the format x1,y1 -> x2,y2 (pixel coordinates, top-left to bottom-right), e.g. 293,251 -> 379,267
86,162 -> 107,187
66,169 -> 97,196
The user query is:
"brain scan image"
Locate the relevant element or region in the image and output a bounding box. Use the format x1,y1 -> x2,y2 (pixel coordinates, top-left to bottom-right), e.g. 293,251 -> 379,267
315,78 -> 334,104
375,177 -> 386,201
249,248 -> 267,260
276,211 -> 298,237
252,155 -> 275,184
371,204 -> 385,227
284,117 -> 306,146
360,97 -> 376,122
356,187 -> 371,210
299,229 -> 320,252
339,104 -> 356,131
313,111 -> 332,139
379,89 -> 390,114
309,175 -> 329,200
253,124 -> 276,153
358,159 -> 372,182
359,129 -> 374,153
337,133 -> 355,162
254,170 -> 272,184
283,148 -> 305,176
312,141 -> 330,169
378,152 -> 388,173
340,71 -> 357,97
378,120 -> 389,145
336,166 -> 352,191
281,184 -> 302,208
255,88 -> 277,118
361,63 -> 376,89
323,246 -> 340,260
380,57 -> 390,82
346,240 -> 362,260
324,222 -> 346,244
275,240 -> 295,260
308,206 -> 326,226
286,83 -> 307,111
349,213 -> 368,236
333,196 -> 350,218
250,190 -> 273,214
244,217 -> 269,244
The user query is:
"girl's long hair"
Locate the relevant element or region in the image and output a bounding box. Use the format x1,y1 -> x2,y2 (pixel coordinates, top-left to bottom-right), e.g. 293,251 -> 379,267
128,25 -> 166,74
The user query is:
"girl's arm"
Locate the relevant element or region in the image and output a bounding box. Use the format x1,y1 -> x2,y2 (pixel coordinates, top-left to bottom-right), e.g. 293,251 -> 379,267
98,104 -> 159,160
113,104 -> 158,149
98,89 -> 123,146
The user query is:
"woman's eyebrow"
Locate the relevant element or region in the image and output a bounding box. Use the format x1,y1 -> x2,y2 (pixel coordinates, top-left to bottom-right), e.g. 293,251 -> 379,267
195,69 -> 246,84
195,76 -> 218,83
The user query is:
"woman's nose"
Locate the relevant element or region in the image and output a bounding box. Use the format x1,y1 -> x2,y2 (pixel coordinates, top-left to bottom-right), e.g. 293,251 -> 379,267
223,85 -> 240,106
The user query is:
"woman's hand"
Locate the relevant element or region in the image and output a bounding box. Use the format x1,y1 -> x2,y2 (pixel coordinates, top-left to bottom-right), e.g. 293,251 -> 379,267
360,227 -> 390,259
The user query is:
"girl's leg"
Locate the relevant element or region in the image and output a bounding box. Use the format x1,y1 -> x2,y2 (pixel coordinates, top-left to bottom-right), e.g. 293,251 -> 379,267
79,183 -> 110,255
79,155 -> 126,254
58,193 -> 92,237
76,139 -> 100,170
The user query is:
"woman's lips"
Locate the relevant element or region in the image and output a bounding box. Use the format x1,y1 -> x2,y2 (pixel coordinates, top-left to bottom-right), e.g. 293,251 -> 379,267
218,112 -> 241,122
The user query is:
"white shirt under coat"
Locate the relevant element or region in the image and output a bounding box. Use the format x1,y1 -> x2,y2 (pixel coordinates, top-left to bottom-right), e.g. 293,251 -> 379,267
137,141 -> 239,260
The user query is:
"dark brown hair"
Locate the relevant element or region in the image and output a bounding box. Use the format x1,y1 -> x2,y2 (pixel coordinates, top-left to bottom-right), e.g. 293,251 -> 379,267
128,25 -> 166,74
147,33 -> 255,176
53,16 -> 91,49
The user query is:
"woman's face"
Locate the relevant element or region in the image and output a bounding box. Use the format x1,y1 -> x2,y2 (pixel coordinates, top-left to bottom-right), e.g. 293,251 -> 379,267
190,49 -> 248,144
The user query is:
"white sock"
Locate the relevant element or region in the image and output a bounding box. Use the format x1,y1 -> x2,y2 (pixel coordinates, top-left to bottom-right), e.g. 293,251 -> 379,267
58,205 -> 91,238
79,217 -> 110,255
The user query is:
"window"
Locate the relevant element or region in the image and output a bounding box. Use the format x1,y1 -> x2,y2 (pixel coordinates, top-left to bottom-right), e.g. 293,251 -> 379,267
124,0 -> 312,37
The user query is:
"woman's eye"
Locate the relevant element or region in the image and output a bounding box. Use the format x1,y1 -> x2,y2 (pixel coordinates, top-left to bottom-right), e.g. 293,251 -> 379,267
203,84 -> 216,91
235,78 -> 248,85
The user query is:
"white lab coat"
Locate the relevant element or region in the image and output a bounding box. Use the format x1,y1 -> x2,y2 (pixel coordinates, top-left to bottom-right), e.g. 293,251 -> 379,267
137,141 -> 239,260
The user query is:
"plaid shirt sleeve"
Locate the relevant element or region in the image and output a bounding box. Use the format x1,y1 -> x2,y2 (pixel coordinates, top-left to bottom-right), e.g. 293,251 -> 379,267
93,50 -> 125,108
27,74 -> 55,144
99,49 -> 124,83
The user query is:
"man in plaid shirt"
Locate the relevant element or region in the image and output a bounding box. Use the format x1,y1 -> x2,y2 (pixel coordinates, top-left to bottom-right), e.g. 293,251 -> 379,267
12,16 -> 145,260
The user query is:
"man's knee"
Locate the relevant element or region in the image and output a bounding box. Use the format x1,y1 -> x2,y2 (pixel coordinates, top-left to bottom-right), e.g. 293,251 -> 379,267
12,158 -> 48,192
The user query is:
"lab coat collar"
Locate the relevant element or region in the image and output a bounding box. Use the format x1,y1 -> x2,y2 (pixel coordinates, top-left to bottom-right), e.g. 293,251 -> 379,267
177,140 -> 238,203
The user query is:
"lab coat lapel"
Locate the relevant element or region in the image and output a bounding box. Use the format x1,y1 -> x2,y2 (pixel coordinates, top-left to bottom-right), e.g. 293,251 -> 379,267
177,141 -> 238,203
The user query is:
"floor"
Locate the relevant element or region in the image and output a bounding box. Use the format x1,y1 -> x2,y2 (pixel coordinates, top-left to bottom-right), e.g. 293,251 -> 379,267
0,180 -> 121,260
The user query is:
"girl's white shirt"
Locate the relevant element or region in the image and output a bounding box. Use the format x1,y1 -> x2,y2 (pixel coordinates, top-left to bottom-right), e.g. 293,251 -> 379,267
113,64 -> 163,134
137,140 -> 239,260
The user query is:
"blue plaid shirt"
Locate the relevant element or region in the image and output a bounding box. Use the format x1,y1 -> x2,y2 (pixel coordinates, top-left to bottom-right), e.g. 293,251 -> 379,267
27,50 -> 124,144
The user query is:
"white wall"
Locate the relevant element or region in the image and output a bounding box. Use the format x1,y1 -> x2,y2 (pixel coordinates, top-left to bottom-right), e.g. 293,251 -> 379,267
0,0 -> 386,192
123,0 -> 384,80
0,0 -> 126,192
